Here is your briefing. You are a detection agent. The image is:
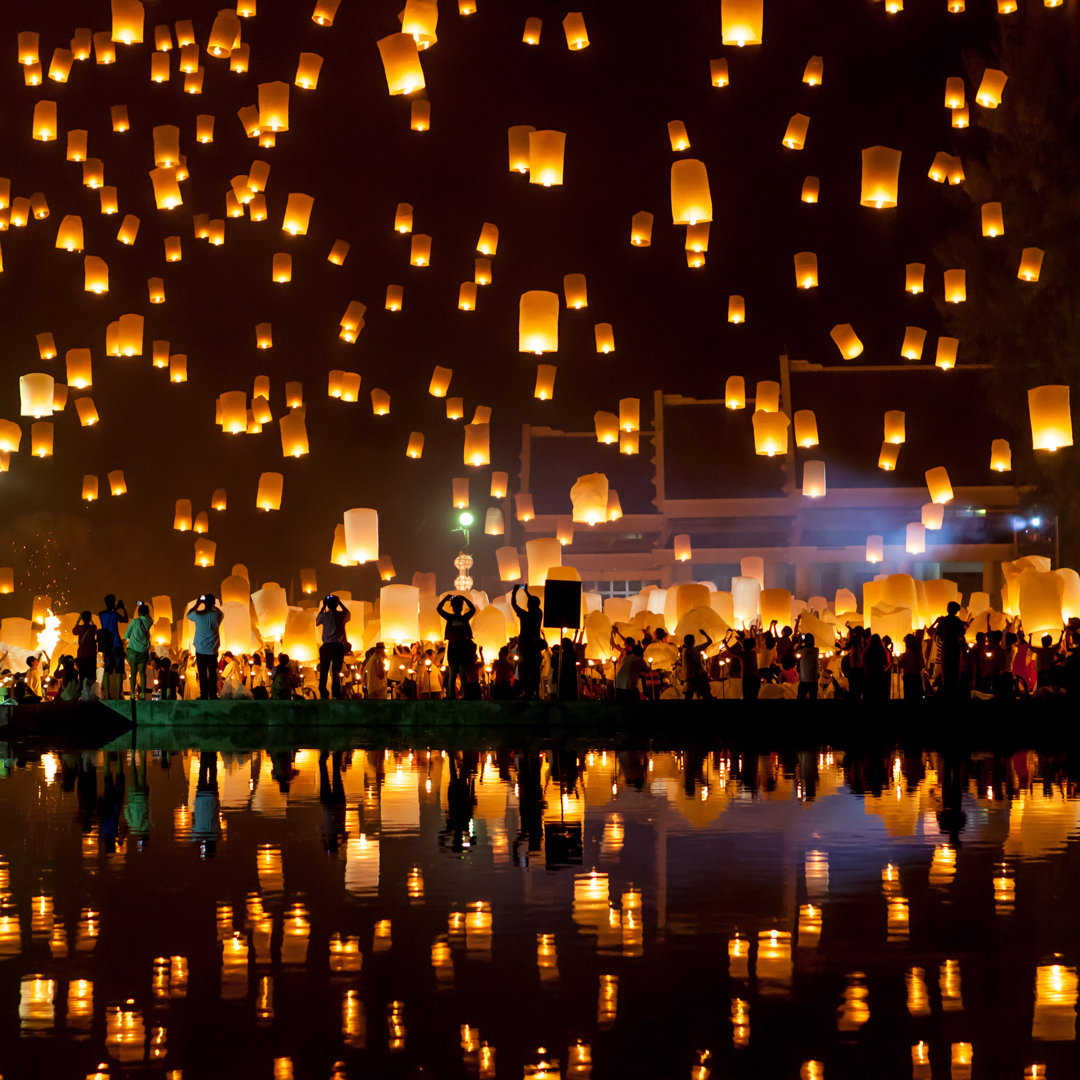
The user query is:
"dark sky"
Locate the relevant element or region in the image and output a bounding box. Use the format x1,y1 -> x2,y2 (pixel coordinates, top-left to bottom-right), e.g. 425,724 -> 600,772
0,0 -> 1033,614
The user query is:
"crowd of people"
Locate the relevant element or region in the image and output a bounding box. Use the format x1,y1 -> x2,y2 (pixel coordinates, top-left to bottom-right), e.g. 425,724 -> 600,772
4,588 -> 1080,706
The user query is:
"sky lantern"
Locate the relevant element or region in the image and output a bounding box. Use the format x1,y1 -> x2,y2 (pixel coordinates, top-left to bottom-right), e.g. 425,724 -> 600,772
66,350 -> 92,389
195,115 -> 215,143
32,101 -> 57,141
475,222 -> 499,256
630,211 -> 654,246
184,67 -> 205,94
402,0 -> 439,48
952,106 -> 969,128
82,476 -> 99,503
255,323 -> 272,349
170,355 -> 187,382
20,374 -> 54,418
884,411 -> 906,444
252,395 -> 272,424
386,285 -> 404,309
935,337 -> 959,371
523,17 -> 542,44
981,202 -> 1004,237
328,239 -> 350,265
179,42 -> 199,72
901,326 -> 926,360
534,364 -> 557,400
339,373 -> 361,402
111,0 -> 145,44
860,146 -> 901,208
802,461 -> 826,498
452,478 -> 469,508
256,473 -> 283,511
36,334 -> 56,360
794,252 -> 818,288
117,314 -> 144,356
830,324 -> 863,359
464,423 -> 490,467
49,49 -> 73,83
496,547 -> 522,582
55,216 -> 84,252
406,432 -> 424,458
755,380 -> 780,412
193,511 -> 209,533
905,523 -> 926,556
975,68 -> 1007,108
619,398 -> 639,433
562,12 -> 589,49
94,32 -> 116,63
571,473 -> 609,525
371,388 -> 391,415
878,443 -> 899,471
905,262 -> 925,294
18,31 -> 39,65
340,300 -> 366,340
667,121 -> 690,151
728,296 -> 746,323
327,370 -> 344,398
30,422 -> 52,455
1028,386 -> 1072,451
312,0 -> 341,25
272,253 -> 292,283
782,114 -> 810,150
990,439 -> 1011,472
563,274 -> 588,309
380,585 -> 420,644
594,412 -> 619,445
164,236 -> 182,261
151,52 -> 170,82
686,223 -> 710,252
208,9 -> 241,56
1018,247 -> 1044,282
721,0 -> 763,45
83,159 -> 105,189
590,323 -> 616,354
865,535 -> 884,563
74,397 -> 97,427
66,130 -> 88,162
801,176 -> 819,203
925,466 -> 954,504
194,539 -> 216,567
258,81 -> 289,132
944,77 -> 965,108
411,101 -> 430,130
710,57 -> 730,87
211,488 -> 227,511
148,278 -> 165,304
394,203 -> 414,233
943,269 -> 966,303
529,131 -> 566,186
793,410 -> 819,448
377,33 -> 426,95
230,43 -> 250,72
279,408 -> 309,457
110,105 -> 130,132
0,421 -> 21,452
803,56 -> 823,85
519,291 -> 560,353
409,234 -> 432,265
485,508 -> 505,537
220,391 -> 247,434
428,366 -> 452,397
282,193 -> 313,235
725,376 -> 746,410
117,215 -> 139,245
458,282 -> 478,310
515,493 -> 535,523
670,160 -> 712,224
921,503 -> 944,531
153,125 -> 180,167
622,430 -> 640,453
753,411 -> 790,457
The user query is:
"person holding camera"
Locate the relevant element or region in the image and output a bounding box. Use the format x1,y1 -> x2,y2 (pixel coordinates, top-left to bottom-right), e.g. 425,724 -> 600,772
315,594 -> 351,699
185,594 -> 224,700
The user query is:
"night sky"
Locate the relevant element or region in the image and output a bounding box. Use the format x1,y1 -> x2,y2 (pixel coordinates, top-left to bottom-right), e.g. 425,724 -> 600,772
0,0 -> 1063,615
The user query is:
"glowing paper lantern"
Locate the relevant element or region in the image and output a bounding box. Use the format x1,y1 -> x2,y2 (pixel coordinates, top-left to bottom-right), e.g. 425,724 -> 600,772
93,32 -> 116,63
728,296 -> 745,323
755,381 -> 780,412
279,407 -> 309,457
1018,248 -> 1044,282
0,569 -> 12,594
515,494 -> 535,522
801,176 -> 819,203
878,443 -> 900,471
794,252 -> 818,288
20,374 -> 54,418
18,32 -> 40,65
901,326 -> 927,360
49,49 -> 74,83
116,215 -> 139,245
428,366 -> 452,397
149,168 -> 182,211
936,337 -> 959,371
28,422 -> 51,457
452,478 -> 469,509
377,34 -> 426,95
668,121 -> 690,151
1028,386 -> 1072,451
409,234 -> 431,266
671,160 -> 712,224
721,0 -> 763,45
463,423 -> 490,467
148,278 -> 165,304
381,585 -> 420,644
66,350 -> 92,389
905,523 -> 926,555
529,131 -> 566,187
975,68 -> 1007,108
211,489 -> 227,511
593,412 -> 619,445
631,211 -> 654,247
802,461 -> 826,498
523,17 -> 542,44
371,389 -> 391,415
803,56 -> 823,85
458,283 -> 478,310
981,202 -> 1004,237
884,411 -> 906,444
474,258 -> 492,285
830,324 -> 863,359
256,323 -> 273,349
508,125 -> 535,173
285,383 -> 303,409
952,106 -> 969,128
282,194 -> 313,235
563,274 -> 588,309
1018,570 -> 1064,636
312,0 -> 341,25
385,285 -> 404,311
732,577 -> 761,627
921,503 -> 944,531
406,432 -> 424,458
36,334 -> 56,360
753,411 -> 790,457
0,422 -> 21,451
75,399 -> 98,426
726,376 -> 746,409
519,292 -> 559,354
990,438 -> 1011,472
485,508 -> 505,537
410,100 -> 431,131
343,509 -> 379,563
793,410 -> 819,447
111,0 -> 145,45
906,263 -> 925,294
860,146 -> 901,208
925,467 -> 954,504
496,547 -> 521,582
527,538 -> 562,586
782,114 -> 810,150
82,476 -> 99,502
562,12 -> 589,49
571,473 -> 610,525
33,101 -> 58,141
944,269 -> 966,303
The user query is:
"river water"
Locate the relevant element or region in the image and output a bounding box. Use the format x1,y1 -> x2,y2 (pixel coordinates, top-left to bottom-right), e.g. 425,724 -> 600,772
0,740 -> 1076,1078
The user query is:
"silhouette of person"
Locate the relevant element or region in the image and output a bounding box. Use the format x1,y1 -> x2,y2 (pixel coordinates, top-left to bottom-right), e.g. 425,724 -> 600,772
437,594 -> 477,700
319,751 -> 347,852
681,631 -> 712,699
316,595 -> 351,699
511,584 -> 544,699
932,601 -> 968,698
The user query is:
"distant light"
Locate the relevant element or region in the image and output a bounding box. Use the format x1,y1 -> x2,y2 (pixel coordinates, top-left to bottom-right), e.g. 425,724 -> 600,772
458,511 -> 474,527
1030,516 -> 1041,527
